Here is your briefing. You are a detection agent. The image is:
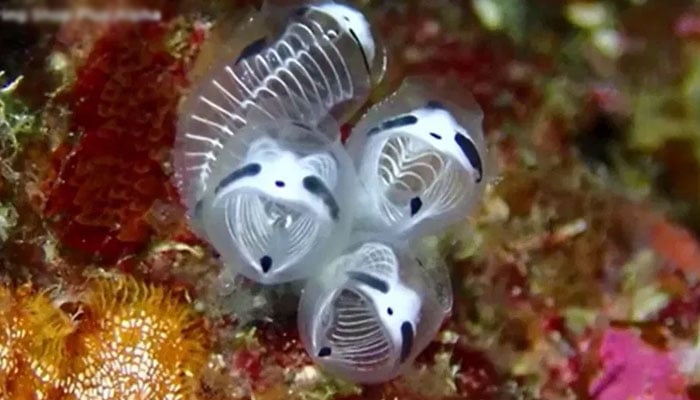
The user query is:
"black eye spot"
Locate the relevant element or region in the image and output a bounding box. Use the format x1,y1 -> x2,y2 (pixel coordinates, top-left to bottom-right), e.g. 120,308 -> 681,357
275,180 -> 285,188
216,163 -> 262,194
367,115 -> 420,136
426,100 -> 446,110
454,132 -> 484,183
234,37 -> 267,65
347,271 -> 389,293
318,347 -> 332,357
292,121 -> 311,131
410,197 -> 422,216
293,6 -> 308,17
387,307 -> 393,315
260,256 -> 272,273
429,132 -> 442,140
302,176 -> 340,220
383,115 -> 418,130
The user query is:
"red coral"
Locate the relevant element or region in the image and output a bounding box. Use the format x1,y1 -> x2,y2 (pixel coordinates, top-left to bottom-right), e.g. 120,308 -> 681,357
43,22 -> 200,262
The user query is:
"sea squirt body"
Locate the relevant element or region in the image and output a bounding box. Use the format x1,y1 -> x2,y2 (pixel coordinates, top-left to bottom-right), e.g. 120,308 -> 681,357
345,76 -> 490,239
197,120 -> 357,284
173,0 -> 383,219
298,237 -> 452,383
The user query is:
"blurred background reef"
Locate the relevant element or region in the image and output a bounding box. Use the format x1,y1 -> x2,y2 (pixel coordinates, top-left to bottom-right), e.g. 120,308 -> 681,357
1,0 -> 700,399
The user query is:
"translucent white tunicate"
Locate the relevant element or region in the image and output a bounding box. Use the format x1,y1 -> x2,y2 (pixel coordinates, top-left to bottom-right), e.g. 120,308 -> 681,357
173,0 -> 385,217
298,237 -> 452,383
345,76 -> 489,239
196,120 -> 357,284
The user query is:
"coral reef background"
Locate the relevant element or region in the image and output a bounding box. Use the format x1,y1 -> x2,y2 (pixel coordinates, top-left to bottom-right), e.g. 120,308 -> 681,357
1,0 -> 700,399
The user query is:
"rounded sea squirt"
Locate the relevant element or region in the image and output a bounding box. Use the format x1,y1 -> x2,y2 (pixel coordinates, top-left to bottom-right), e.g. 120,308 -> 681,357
298,239 -> 452,383
173,0 -> 384,219
345,76 -> 490,239
196,120 -> 357,284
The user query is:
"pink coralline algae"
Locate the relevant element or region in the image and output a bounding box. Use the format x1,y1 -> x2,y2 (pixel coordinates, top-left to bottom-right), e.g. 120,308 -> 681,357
590,329 -> 689,400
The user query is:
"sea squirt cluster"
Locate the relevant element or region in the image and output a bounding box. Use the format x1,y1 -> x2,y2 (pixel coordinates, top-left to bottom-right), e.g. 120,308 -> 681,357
173,0 -> 489,383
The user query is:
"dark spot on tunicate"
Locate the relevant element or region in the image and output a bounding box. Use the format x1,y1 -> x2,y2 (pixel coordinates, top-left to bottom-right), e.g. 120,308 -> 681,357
387,307 -> 393,315
302,176 -> 339,220
415,258 -> 424,267
194,200 -> 203,217
426,100 -> 446,109
347,271 -> 389,293
234,37 -> 267,65
383,115 -> 418,130
454,132 -> 483,183
318,347 -> 332,357
292,121 -> 311,131
400,321 -> 414,363
430,132 -> 442,140
293,6 -> 309,17
367,115 -> 419,136
215,163 -> 262,194
348,28 -> 370,75
275,180 -> 285,188
260,256 -> 272,273
410,197 -> 422,216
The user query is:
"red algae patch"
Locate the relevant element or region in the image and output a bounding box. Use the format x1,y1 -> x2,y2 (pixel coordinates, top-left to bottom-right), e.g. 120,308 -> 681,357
43,21 -> 202,262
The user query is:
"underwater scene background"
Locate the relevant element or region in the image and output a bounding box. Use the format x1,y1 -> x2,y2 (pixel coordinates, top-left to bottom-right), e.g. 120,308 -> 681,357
1,0 -> 700,399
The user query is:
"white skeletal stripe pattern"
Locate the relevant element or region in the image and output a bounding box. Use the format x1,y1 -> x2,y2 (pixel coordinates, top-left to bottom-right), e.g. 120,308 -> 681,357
329,289 -> 391,369
229,193 -> 320,268
175,16 -> 359,212
374,135 -> 467,226
299,240 -> 449,383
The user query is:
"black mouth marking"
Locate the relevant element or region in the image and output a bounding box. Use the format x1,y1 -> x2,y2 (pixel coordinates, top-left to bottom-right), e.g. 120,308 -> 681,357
348,28 -> 371,76
426,100 -> 446,110
234,37 -> 267,65
318,346 -> 332,357
367,115 -> 419,136
400,321 -> 414,363
215,163 -> 262,194
410,197 -> 423,216
347,271 -> 389,293
302,176 -> 339,220
454,132 -> 483,183
260,256 -> 272,273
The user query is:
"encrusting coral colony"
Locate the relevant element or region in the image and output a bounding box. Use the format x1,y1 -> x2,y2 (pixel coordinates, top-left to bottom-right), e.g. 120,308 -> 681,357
1,0 -> 700,399
0,276 -> 207,399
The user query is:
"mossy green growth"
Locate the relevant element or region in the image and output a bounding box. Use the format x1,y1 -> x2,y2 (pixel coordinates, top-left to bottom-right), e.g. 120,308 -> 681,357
0,72 -> 36,168
0,202 -> 17,242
